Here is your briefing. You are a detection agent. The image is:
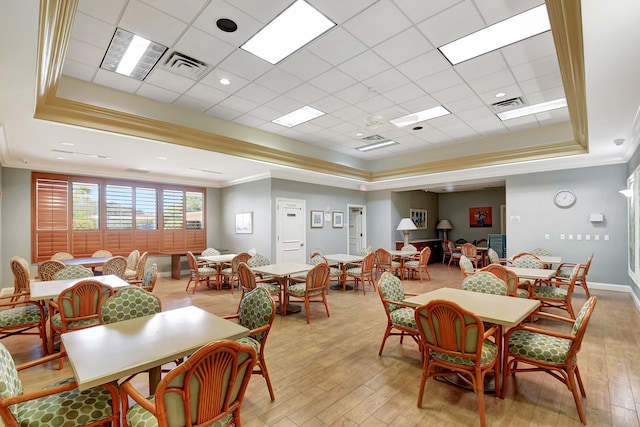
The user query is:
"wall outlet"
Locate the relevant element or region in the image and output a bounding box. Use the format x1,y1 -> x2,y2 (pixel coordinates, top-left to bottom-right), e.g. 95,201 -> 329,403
568,234 -> 573,240
560,234 -> 565,240
577,234 -> 582,240
585,234 -> 591,240
604,234 -> 610,241
544,234 -> 550,240
594,235 -> 600,241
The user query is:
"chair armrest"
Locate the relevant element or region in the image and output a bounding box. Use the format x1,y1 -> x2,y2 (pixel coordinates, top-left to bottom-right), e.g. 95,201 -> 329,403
505,324 -> 574,341
120,380 -> 157,414
384,299 -> 417,310
248,324 -> 270,336
0,291 -> 29,302
223,314 -> 239,321
288,277 -> 306,284
403,292 -> 418,297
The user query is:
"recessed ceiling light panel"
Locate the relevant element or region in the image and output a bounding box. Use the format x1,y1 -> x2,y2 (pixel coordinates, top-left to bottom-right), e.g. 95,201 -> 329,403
101,28 -> 167,80
389,106 -> 450,127
439,4 -> 550,65
356,139 -> 398,152
273,106 -> 325,127
241,0 -> 335,64
496,98 -> 567,121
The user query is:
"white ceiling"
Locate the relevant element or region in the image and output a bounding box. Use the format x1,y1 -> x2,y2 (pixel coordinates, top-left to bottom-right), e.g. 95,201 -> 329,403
1,0 -> 639,192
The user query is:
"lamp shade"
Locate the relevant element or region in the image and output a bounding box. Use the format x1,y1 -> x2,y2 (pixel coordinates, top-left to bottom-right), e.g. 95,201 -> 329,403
436,219 -> 453,230
396,218 -> 417,231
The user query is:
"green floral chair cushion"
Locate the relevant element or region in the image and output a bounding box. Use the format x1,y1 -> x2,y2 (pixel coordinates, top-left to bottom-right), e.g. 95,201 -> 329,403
248,254 -> 271,268
125,395 -> 233,427
201,247 -> 220,257
390,307 -> 417,329
238,287 -> 274,342
100,287 -> 161,324
378,273 -> 405,313
515,288 -> 529,298
431,339 -> 498,366
257,282 -> 280,294
512,255 -> 543,269
0,305 -> 45,327
459,256 -> 475,274
532,285 -> 568,300
462,271 -> 507,295
50,313 -> 99,329
197,266 -> 217,275
345,266 -> 362,275
507,329 -> 572,364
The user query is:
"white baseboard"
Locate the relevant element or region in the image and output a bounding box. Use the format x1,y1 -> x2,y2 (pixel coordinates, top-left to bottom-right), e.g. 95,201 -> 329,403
589,281 -> 640,312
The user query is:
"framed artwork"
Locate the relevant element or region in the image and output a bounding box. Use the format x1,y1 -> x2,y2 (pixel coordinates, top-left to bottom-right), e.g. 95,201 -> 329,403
235,212 -> 252,234
332,211 -> 344,228
469,207 -> 492,227
311,210 -> 323,228
410,208 -> 427,229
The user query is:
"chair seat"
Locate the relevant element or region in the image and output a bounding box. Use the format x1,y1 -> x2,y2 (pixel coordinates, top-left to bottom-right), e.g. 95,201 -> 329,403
287,283 -> 323,296
329,267 -> 342,276
124,268 -> 137,279
345,267 -> 362,275
220,267 -> 232,275
404,260 -> 420,268
389,307 -> 417,330
533,285 -> 568,299
196,266 -> 217,275
257,282 -> 280,294
515,288 -> 529,298
50,313 -> 100,329
0,305 -> 45,327
16,379 -> 116,427
431,339 -> 498,366
507,329 -> 573,364
236,336 -> 260,353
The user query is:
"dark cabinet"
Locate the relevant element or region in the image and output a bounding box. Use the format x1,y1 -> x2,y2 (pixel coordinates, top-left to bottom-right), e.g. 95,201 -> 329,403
395,239 -> 442,264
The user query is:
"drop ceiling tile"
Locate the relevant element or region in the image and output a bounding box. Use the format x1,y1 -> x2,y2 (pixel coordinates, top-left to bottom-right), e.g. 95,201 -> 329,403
93,69 -> 143,93
525,86 -> 567,104
310,113 -> 342,129
232,114 -> 268,128
306,27 -> 367,66
383,83 -> 427,104
439,122 -> 479,139
235,83 -> 279,105
373,28 -> 433,67
173,27 -> 236,67
335,84 -> 374,107
510,55 -> 560,82
200,69 -> 250,94
145,68 -> 197,93
140,0 -> 209,24
342,0 -> 411,47
225,0 -> 291,23
414,68 -> 464,94
330,120 -> 360,135
467,69 -> 517,94
309,68 -> 357,94
362,68 -> 411,94
65,39 -> 106,69
245,105 -> 283,121
501,31 -> 555,67
217,94 -> 260,113
285,83 -> 328,104
337,50 -> 391,82
417,1 -> 484,47
173,94 -> 215,112
398,95 -> 440,113
453,51 -> 509,82
332,104 -> 369,122
310,0 -> 376,24
256,121 -> 289,134
477,84 -> 522,105
193,0 -> 263,46
120,0 -> 188,47
77,0 -> 126,25
313,95 -> 350,114
475,0 -> 544,25
393,0 -> 462,24
396,49 -> 451,81
71,12 -> 115,49
264,95 -> 303,114
136,83 -> 181,103
464,114 -> 504,130
450,102 -> 492,120
519,72 -> 563,95
217,49 -> 272,81
255,69 -> 303,94
279,50 -> 333,81
184,82 -> 230,104
62,60 -> 97,82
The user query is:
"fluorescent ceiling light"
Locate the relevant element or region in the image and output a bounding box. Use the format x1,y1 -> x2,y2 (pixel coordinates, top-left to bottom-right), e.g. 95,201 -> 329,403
241,0 -> 335,64
439,4 -> 550,65
273,106 -> 325,127
357,140 -> 398,152
100,28 -> 167,80
390,106 -> 450,127
496,98 -> 567,121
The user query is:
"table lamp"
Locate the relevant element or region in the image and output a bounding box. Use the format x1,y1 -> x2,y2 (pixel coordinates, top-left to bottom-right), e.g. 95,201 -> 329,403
396,218 -> 417,247
436,219 -> 453,241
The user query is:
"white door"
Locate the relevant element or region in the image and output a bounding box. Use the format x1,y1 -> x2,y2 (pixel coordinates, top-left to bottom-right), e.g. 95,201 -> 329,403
348,205 -> 365,254
276,198 -> 306,263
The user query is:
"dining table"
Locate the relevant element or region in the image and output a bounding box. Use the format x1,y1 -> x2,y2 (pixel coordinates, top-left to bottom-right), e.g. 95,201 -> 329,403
389,249 -> 419,279
506,266 -> 556,281
251,262 -> 314,315
198,253 -> 237,286
61,306 -> 249,392
29,274 -> 130,301
323,253 -> 363,290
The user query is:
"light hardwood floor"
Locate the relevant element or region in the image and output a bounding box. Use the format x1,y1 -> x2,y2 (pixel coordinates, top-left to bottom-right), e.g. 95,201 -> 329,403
4,263 -> 640,426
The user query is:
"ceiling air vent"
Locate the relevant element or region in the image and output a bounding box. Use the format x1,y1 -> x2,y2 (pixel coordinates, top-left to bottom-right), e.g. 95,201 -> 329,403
490,97 -> 526,112
361,134 -> 387,142
163,52 -> 208,80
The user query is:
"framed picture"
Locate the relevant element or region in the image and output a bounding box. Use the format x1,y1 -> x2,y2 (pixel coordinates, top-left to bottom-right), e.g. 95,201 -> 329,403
235,212 -> 253,234
332,211 -> 344,228
469,207 -> 492,227
311,210 -> 323,228
410,208 -> 427,229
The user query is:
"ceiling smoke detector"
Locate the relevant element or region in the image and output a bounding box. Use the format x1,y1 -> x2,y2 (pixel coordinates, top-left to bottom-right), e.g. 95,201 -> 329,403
164,52 -> 208,79
490,97 -> 526,112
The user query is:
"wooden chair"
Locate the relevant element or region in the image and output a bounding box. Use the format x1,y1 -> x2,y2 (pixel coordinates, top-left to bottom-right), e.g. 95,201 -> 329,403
374,248 -> 401,280
285,262 -> 330,324
11,256 -> 33,298
502,297 -> 598,424
120,340 -> 257,427
237,262 -> 280,313
100,286 -> 161,324
510,252 -> 543,269
461,243 -> 483,268
403,246 -> 431,281
376,272 -> 420,356
51,251 -> 74,261
49,279 -> 114,367
123,249 -> 140,279
556,252 -> 594,298
220,252 -> 251,294
459,255 -> 476,277
309,254 -> 342,290
129,263 -> 159,292
415,300 -> 500,427
185,251 -> 218,294
52,265 -> 93,280
101,255 -> 127,278
224,287 -> 277,401
531,247 -> 552,256
125,251 -> 148,283
446,240 -> 462,267
486,248 -> 503,265
480,264 -> 528,298
91,249 -> 112,274
530,263 -> 582,319
461,271 -> 508,296
345,251 -> 377,294
37,259 -> 65,281
0,343 -> 120,427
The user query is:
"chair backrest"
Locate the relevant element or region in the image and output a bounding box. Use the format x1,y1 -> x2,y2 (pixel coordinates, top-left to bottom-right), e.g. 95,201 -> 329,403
140,263 -> 158,292
531,247 -> 552,256
51,252 -> 74,261
135,252 -> 149,280
571,297 -> 597,342
126,250 -> 140,270
418,246 -> 432,264
361,251 -> 376,273
306,262 -> 330,292
460,243 -> 478,257
377,272 -> 405,314
37,259 -> 66,281
201,247 -> 220,257
480,264 -> 519,296
487,248 -> 500,264
57,279 -> 114,329
447,240 -> 458,253
237,262 -> 256,293
309,249 -> 324,258
91,249 -> 113,258
153,340 -> 256,427
11,256 -> 32,294
100,287 -> 161,324
232,252 -> 251,271
583,252 -> 595,275
511,252 -> 543,269
53,265 -> 94,280
247,253 -> 271,268
462,271 -> 508,296
187,251 -> 198,272
375,248 -> 392,265
459,255 -> 475,276
101,256 -> 127,278
475,238 -> 488,247
238,287 -> 275,343
415,300 -> 485,362
0,342 -> 23,411
309,254 -> 328,266
401,244 -> 417,252
355,247 -> 370,256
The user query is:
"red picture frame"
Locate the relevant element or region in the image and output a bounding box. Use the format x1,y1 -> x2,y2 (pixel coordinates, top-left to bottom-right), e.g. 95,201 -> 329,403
469,207 -> 492,227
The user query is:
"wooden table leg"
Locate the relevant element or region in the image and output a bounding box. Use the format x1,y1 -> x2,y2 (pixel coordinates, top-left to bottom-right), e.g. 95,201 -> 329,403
148,366 -> 162,392
171,254 -> 181,280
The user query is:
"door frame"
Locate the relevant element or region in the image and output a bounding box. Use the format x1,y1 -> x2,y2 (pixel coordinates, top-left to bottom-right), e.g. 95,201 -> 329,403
275,197 -> 306,263
346,204 -> 366,254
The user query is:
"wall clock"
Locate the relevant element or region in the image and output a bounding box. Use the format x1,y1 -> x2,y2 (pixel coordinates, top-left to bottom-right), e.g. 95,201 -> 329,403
554,189 -> 576,208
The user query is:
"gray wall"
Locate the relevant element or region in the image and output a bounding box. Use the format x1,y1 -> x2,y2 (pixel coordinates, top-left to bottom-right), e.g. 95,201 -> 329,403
365,190 -> 393,249
2,168 -> 31,283
506,164 -> 628,285
391,190 -> 439,243
438,188 -> 505,243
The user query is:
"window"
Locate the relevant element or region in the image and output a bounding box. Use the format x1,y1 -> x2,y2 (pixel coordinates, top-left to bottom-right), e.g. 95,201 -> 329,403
32,172 -> 206,262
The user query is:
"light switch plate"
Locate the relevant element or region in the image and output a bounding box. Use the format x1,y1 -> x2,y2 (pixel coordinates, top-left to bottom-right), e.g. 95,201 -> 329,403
544,234 -> 550,240
560,234 -> 565,240
568,234 -> 573,240
604,235 -> 610,241
585,235 -> 591,240
594,235 -> 600,241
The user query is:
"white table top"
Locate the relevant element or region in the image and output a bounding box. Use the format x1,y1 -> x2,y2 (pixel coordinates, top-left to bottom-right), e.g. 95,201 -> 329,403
324,253 -> 363,263
251,262 -> 314,278
507,267 -> 556,280
199,253 -> 236,263
30,274 -> 130,301
61,306 -> 249,391
404,288 -> 540,328
507,255 -> 561,264
389,250 -> 419,257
